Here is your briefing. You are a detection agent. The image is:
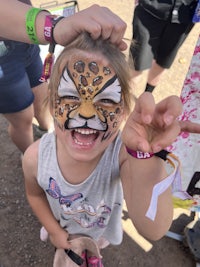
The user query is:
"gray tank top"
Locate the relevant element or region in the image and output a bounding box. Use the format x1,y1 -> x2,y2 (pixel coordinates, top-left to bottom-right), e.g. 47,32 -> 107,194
38,132 -> 124,245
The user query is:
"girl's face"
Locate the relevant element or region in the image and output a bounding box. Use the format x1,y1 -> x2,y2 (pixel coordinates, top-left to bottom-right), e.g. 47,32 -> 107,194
53,51 -> 125,160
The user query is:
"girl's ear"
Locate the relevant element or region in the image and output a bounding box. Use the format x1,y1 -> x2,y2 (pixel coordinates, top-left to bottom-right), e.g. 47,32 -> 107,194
123,111 -> 128,121
50,105 -> 53,116
47,88 -> 54,116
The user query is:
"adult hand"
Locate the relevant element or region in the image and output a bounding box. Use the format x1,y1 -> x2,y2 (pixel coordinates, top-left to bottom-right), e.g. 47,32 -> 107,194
121,92 -> 183,152
179,120 -> 200,133
53,4 -> 127,50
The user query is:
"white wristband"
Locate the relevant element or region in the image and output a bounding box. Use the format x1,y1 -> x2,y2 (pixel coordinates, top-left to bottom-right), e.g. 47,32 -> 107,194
145,153 -> 184,221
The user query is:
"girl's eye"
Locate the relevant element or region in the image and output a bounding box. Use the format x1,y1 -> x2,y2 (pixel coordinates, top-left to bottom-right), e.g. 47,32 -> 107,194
99,99 -> 116,105
62,96 -> 80,101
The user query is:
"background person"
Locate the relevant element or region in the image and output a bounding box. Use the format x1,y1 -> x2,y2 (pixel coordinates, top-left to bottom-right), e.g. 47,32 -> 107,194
0,0 -> 52,153
129,0 -> 198,93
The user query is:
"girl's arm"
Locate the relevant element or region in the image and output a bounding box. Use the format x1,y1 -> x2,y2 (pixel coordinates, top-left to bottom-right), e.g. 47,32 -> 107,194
120,92 -> 182,240
22,140 -> 70,249
120,152 -> 173,241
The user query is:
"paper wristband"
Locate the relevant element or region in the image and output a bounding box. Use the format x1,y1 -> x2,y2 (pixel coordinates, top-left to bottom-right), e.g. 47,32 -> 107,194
26,7 -> 45,44
145,153 -> 181,221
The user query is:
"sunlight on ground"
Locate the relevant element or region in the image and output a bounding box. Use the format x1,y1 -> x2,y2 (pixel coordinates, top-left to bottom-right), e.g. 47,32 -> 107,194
122,214 -> 153,252
122,202 -> 153,252
122,203 -> 192,252
173,207 -> 191,219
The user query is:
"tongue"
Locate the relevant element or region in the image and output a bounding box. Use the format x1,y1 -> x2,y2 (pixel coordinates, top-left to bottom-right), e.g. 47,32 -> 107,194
74,132 -> 96,144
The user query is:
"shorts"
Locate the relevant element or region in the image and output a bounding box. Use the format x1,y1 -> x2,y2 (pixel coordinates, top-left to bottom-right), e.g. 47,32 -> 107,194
129,5 -> 194,71
0,41 -> 43,113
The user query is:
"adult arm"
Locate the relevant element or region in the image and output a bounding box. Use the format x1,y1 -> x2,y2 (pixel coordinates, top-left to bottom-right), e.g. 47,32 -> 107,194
0,0 -> 127,50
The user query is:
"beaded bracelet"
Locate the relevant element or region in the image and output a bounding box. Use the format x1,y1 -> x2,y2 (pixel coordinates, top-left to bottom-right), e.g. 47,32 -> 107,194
26,7 -> 48,44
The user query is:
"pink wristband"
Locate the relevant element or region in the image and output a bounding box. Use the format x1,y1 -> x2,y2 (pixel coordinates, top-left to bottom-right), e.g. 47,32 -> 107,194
44,15 -> 65,44
44,15 -> 54,43
126,147 -> 154,159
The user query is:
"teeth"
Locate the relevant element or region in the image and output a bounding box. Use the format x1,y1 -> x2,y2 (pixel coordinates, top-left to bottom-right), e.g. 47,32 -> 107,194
75,129 -> 97,135
74,139 -> 93,145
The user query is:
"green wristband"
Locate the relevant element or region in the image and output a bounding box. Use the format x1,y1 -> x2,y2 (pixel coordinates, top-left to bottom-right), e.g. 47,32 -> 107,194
26,7 -> 43,44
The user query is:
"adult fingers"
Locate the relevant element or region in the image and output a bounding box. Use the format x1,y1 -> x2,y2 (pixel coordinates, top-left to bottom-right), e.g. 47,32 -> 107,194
55,5 -> 127,50
179,120 -> 200,133
88,6 -> 127,42
98,7 -> 127,49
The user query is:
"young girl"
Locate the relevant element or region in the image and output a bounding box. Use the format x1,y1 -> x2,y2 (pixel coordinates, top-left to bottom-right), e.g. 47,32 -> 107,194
23,32 -> 190,266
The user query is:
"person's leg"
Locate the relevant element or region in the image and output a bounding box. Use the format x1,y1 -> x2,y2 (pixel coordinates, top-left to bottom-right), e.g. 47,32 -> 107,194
129,5 -> 165,91
145,61 -> 166,92
0,41 -> 37,153
26,45 -> 52,131
130,6 -> 194,93
147,22 -> 195,92
131,69 -> 144,87
3,105 -> 34,153
32,81 -> 52,131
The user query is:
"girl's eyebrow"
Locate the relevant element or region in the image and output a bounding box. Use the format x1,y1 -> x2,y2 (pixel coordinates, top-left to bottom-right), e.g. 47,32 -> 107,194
96,75 -> 118,95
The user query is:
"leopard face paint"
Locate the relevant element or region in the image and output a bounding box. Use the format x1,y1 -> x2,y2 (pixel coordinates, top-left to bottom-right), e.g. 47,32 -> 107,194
53,55 -> 124,140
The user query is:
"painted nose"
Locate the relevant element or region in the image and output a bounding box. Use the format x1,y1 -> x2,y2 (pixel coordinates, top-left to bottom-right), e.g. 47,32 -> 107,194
79,113 -> 95,120
78,101 -> 96,119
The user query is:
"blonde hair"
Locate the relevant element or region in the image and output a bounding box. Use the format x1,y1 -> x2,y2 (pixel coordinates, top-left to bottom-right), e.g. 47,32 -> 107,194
49,32 -> 133,114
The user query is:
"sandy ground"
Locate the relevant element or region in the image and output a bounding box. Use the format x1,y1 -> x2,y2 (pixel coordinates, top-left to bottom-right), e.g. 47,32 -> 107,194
0,0 -> 200,266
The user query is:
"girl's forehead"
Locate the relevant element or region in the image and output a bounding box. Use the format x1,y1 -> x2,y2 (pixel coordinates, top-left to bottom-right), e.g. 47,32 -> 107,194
63,51 -> 116,88
67,51 -> 113,72
57,51 -> 121,100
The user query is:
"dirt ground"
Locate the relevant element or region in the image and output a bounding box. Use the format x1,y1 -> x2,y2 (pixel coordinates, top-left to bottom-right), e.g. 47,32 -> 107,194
0,0 -> 200,266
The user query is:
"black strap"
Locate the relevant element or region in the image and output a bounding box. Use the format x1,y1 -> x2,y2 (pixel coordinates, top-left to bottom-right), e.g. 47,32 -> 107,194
65,249 -> 84,266
155,150 -> 170,161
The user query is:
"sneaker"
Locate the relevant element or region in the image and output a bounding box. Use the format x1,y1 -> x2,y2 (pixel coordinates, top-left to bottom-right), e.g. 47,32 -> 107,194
87,256 -> 104,267
184,220 -> 200,262
40,226 -> 48,242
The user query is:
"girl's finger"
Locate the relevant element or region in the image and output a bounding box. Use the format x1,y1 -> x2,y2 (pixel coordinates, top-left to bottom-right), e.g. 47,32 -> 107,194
155,95 -> 182,126
150,122 -> 181,152
134,92 -> 155,124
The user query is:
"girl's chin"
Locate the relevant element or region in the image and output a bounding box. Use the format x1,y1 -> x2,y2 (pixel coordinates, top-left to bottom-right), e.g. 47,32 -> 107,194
69,149 -> 101,163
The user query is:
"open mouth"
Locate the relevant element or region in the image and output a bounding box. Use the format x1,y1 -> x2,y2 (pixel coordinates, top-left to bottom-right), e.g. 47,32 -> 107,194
72,128 -> 99,146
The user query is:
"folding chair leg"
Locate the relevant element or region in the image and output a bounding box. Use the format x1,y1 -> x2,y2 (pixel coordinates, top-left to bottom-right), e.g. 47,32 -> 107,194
165,231 -> 184,242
